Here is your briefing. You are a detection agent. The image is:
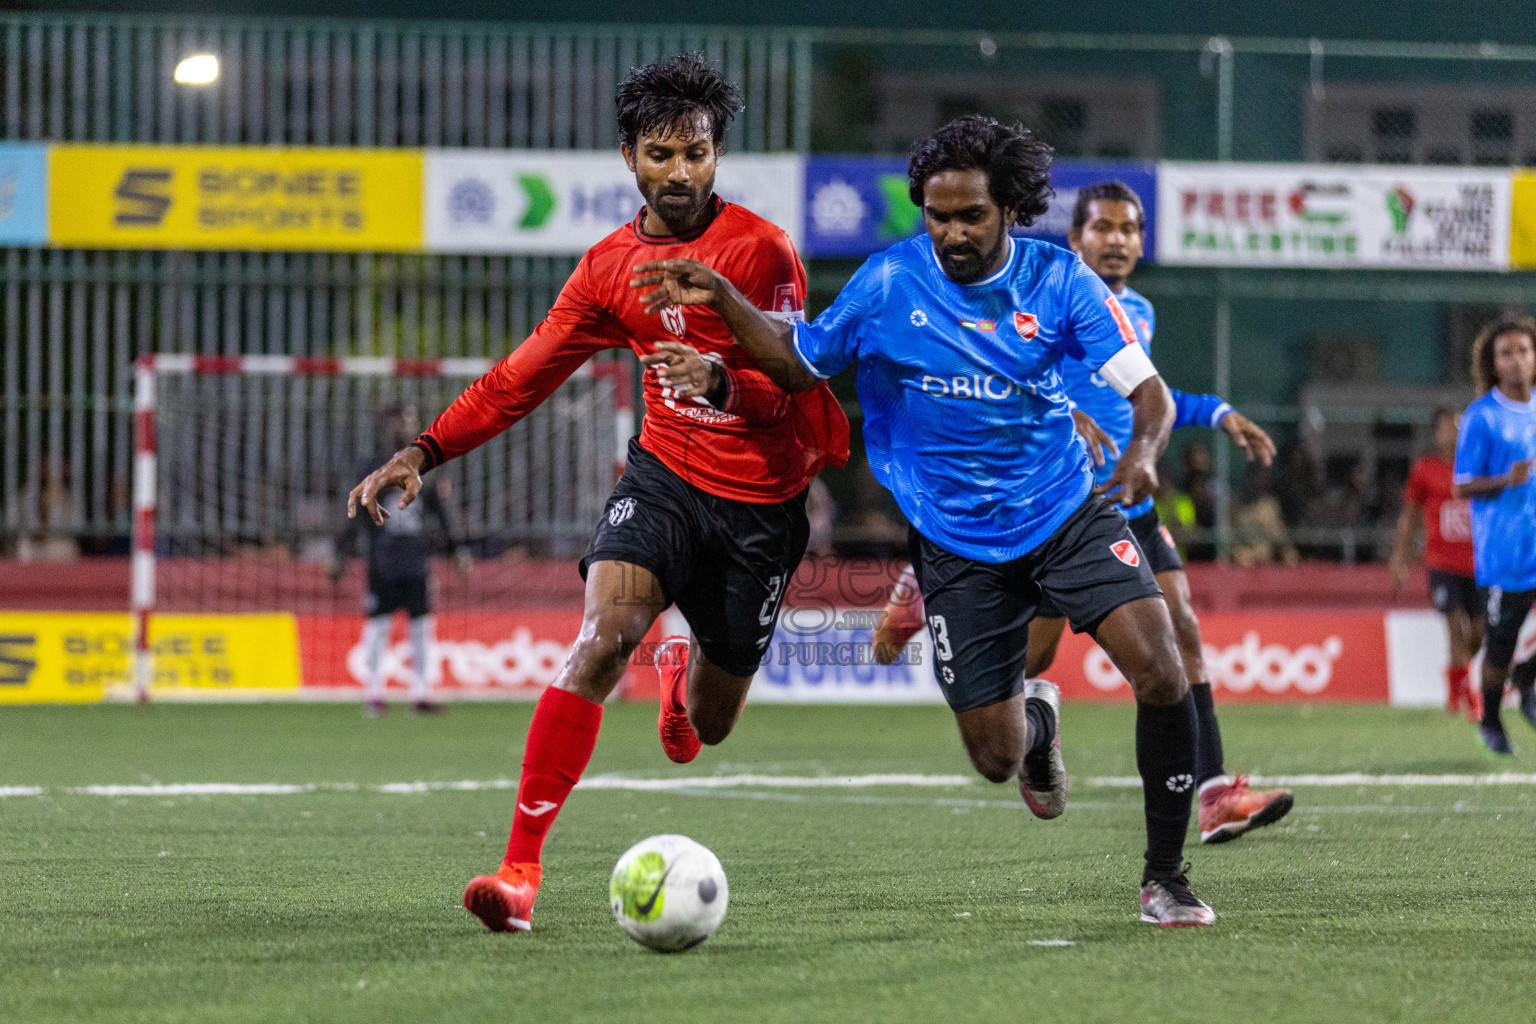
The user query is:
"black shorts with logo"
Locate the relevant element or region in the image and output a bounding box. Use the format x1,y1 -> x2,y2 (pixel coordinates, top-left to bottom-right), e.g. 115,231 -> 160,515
365,574 -> 430,618
1035,506 -> 1181,620
1425,568 -> 1486,617
1484,586 -> 1536,671
1427,569 -> 1485,619
911,495 -> 1164,713
580,438 -> 809,678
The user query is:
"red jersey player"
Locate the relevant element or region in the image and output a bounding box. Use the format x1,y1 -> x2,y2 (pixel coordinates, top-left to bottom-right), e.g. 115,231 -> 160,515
347,54 -> 848,934
1390,407 -> 1483,717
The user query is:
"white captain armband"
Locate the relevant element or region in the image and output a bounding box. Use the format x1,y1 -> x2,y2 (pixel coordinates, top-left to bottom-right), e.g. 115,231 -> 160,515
1097,343 -> 1159,398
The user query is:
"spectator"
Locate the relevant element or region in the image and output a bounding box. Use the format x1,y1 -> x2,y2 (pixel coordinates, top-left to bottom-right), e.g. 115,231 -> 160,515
1231,463 -> 1300,567
17,458 -> 82,562
1180,442 -> 1216,560
1152,459 -> 1197,557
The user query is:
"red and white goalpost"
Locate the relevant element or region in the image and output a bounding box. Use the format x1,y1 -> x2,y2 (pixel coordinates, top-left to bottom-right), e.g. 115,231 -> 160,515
129,353 -> 631,700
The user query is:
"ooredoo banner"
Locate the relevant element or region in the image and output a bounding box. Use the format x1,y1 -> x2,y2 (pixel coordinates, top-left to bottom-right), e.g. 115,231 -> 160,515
746,608 -> 1391,704
423,150 -> 804,253
1157,162 -> 1512,270
296,611 -> 588,696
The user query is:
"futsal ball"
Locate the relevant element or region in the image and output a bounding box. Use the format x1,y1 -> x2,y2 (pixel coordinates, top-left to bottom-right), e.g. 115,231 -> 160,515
609,834 -> 729,952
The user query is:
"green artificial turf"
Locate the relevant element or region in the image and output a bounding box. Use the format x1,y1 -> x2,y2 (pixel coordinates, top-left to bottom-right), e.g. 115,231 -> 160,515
2,701 -> 1534,1023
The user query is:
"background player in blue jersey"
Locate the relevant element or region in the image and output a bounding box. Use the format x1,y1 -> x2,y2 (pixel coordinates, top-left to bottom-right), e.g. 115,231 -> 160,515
633,117 -> 1216,927
1453,318 -> 1536,756
1031,183 -> 1294,843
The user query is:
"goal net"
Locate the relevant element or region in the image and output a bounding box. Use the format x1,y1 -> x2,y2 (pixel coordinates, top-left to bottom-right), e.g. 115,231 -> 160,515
130,354 -> 628,700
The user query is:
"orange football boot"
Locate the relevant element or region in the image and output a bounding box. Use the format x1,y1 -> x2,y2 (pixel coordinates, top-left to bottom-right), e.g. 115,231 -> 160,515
462,862 -> 542,932
872,564 -> 925,666
1198,775 -> 1294,844
655,636 -> 701,764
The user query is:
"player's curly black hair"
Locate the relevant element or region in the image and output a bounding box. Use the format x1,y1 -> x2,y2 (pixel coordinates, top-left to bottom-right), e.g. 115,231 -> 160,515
1471,316 -> 1536,393
906,116 -> 1054,227
1071,181 -> 1145,234
615,53 -> 744,154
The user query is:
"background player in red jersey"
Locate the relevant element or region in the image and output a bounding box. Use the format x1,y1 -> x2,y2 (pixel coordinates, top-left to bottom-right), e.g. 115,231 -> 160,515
1390,407 -> 1484,718
346,54 -> 848,934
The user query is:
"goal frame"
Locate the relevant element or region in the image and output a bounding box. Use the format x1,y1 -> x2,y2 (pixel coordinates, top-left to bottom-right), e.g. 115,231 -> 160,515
129,353 -> 631,700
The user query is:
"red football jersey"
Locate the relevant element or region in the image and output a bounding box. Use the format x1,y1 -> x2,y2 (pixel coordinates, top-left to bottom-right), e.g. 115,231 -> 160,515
1403,455 -> 1475,576
418,199 -> 849,503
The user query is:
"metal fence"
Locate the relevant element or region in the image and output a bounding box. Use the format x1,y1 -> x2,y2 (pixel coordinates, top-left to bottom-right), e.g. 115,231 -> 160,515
0,16 -> 808,546
6,15 -> 1536,561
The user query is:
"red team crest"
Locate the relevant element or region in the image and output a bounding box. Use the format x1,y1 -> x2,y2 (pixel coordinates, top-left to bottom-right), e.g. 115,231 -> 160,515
1103,294 -> 1139,345
1014,311 -> 1039,339
1110,539 -> 1141,567
1159,525 -> 1177,549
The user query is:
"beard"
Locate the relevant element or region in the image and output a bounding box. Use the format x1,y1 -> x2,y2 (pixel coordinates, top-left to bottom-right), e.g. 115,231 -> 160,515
644,181 -> 713,234
937,229 -> 1010,285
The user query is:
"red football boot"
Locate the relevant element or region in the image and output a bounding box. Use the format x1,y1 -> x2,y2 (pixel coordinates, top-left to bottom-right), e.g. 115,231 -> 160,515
462,862 -> 542,933
872,564 -> 925,666
655,636 -> 701,764
1198,775 -> 1294,844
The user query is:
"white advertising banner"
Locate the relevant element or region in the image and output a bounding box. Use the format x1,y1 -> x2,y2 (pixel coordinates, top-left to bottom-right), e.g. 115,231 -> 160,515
424,150 -> 803,254
1156,162 -> 1511,270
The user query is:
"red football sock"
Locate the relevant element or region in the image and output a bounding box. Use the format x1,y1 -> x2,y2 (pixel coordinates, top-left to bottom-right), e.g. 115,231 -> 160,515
503,686 -> 603,866
1446,665 -> 1469,712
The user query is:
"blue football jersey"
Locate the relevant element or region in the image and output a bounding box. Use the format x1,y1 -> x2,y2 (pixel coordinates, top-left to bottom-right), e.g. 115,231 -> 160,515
790,236 -> 1145,563
1454,388 -> 1536,591
1059,285 -> 1230,520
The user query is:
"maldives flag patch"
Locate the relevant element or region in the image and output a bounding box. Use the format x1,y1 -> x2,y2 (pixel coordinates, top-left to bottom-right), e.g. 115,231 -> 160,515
1013,311 -> 1039,339
1110,539 -> 1141,567
959,319 -> 996,332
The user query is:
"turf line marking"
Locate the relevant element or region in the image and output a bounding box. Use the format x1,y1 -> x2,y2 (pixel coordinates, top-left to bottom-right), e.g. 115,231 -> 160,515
579,772 -> 973,790
1084,773 -> 1536,787
5,772 -> 1536,801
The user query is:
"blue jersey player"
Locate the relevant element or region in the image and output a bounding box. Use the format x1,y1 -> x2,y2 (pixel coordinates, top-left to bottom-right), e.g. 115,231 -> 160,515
1032,183 -> 1294,844
633,117 -> 1215,926
1453,318 -> 1536,755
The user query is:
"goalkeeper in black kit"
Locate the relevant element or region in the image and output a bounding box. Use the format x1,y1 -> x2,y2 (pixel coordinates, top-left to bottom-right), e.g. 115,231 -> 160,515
332,404 -> 471,715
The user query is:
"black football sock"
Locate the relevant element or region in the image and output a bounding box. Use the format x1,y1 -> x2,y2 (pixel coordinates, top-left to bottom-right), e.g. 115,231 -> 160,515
1024,695 -> 1056,758
1511,658 -> 1536,699
1189,682 -> 1225,787
1481,676 -> 1506,730
1136,693 -> 1199,879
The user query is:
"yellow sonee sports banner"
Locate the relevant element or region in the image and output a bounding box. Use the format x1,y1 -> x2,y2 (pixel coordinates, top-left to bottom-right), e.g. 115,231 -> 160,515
0,612 -> 300,703
48,145 -> 423,251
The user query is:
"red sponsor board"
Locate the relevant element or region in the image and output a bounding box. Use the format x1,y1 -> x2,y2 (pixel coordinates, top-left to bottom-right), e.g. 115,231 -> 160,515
295,612 -> 663,698
1047,611 -> 1389,703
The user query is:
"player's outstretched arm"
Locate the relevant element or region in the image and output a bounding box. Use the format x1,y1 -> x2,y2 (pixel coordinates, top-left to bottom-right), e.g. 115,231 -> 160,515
1453,460 -> 1530,499
1217,409 -> 1276,466
348,446 -> 425,526
631,259 -> 818,393
1095,376 -> 1174,507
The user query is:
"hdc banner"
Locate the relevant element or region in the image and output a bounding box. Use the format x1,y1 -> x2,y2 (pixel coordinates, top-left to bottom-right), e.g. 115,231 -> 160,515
424,151 -> 804,253
48,145 -> 423,251
802,156 -> 1156,258
1157,162 -> 1511,270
